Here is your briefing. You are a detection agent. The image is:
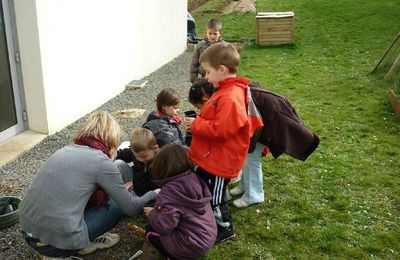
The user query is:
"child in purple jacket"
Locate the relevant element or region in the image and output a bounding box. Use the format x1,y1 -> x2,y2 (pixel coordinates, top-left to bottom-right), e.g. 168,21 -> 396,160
143,143 -> 217,259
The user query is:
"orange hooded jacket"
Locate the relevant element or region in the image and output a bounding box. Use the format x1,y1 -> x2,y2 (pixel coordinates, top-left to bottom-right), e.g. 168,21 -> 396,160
189,77 -> 263,179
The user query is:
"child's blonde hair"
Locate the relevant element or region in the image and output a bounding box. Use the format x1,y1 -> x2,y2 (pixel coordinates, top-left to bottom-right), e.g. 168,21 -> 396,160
156,88 -> 180,112
73,110 -> 121,157
199,42 -> 239,74
130,127 -> 157,152
206,19 -> 222,32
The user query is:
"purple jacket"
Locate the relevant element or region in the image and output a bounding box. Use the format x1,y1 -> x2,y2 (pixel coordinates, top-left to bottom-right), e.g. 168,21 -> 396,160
149,170 -> 217,259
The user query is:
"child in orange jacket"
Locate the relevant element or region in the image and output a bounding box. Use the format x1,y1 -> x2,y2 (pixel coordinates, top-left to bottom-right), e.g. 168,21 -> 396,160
184,42 -> 262,243
188,79 -> 319,210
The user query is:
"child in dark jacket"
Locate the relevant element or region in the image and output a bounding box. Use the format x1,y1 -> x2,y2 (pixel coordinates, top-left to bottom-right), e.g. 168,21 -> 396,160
143,88 -> 185,147
143,143 -> 217,260
115,128 -> 159,197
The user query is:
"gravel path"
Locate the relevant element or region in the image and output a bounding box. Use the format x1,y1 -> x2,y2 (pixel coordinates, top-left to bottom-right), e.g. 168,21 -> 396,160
0,51 -> 194,260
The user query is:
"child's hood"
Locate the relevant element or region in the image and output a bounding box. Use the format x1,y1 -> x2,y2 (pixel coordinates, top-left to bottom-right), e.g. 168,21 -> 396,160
147,110 -> 170,121
146,110 -> 181,125
153,171 -> 212,213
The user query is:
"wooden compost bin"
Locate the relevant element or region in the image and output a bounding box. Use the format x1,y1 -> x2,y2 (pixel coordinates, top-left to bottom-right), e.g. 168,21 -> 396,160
256,12 -> 295,46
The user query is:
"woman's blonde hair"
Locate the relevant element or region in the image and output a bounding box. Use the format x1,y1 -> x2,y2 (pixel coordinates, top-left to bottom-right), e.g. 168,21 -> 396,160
73,111 -> 121,157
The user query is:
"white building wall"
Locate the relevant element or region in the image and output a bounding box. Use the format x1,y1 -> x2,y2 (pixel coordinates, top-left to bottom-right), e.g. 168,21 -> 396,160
13,0 -> 186,134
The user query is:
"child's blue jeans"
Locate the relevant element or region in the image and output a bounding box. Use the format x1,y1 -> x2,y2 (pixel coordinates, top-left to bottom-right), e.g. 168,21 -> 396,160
239,143 -> 266,204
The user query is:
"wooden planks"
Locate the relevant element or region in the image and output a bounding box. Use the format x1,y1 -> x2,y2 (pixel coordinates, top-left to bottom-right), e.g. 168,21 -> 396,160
256,12 -> 295,46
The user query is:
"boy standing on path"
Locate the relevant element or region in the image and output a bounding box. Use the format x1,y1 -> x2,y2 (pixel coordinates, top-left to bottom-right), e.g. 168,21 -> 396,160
189,19 -> 224,83
185,42 -> 262,243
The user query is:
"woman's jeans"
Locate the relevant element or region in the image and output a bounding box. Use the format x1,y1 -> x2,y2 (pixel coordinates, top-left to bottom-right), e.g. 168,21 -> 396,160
84,199 -> 126,241
239,143 -> 266,204
85,159 -> 131,241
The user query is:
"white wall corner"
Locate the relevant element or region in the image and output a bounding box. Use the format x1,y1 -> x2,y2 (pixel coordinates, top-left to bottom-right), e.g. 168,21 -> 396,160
13,0 -> 49,134
14,0 -> 188,135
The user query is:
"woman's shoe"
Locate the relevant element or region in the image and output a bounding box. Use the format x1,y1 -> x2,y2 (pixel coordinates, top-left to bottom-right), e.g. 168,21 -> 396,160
78,232 -> 119,255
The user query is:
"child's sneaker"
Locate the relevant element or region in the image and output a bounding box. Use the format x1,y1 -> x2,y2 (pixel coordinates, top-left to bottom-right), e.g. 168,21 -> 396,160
226,191 -> 232,201
229,186 -> 244,196
233,197 -> 251,208
229,170 -> 242,184
78,232 -> 120,255
215,226 -> 236,243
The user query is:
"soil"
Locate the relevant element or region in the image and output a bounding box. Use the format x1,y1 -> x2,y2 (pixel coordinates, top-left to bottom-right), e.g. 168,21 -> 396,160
221,0 -> 256,14
189,0 -> 256,14
188,0 -> 209,12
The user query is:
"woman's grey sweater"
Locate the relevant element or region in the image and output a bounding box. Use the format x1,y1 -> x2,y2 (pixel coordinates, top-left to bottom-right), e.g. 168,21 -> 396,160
19,144 -> 157,250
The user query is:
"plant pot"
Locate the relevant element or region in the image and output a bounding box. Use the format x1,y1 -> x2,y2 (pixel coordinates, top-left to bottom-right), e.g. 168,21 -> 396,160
0,196 -> 22,230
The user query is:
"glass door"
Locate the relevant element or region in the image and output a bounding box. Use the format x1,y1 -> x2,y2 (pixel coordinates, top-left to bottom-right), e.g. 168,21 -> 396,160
0,0 -> 24,143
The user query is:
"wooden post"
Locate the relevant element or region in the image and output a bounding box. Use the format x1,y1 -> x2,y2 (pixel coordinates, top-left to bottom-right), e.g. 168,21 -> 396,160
384,53 -> 400,81
370,32 -> 400,74
389,89 -> 400,118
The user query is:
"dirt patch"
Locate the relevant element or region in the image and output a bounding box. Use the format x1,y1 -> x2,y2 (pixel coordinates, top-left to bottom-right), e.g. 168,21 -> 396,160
190,0 -> 256,14
113,108 -> 146,119
221,0 -> 256,14
188,0 -> 208,12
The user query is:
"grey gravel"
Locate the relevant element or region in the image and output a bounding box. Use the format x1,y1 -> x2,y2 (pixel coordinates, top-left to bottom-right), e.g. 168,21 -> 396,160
0,51 -> 194,260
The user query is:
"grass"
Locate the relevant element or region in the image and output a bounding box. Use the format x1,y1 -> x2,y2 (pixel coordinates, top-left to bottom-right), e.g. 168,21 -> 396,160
192,0 -> 400,258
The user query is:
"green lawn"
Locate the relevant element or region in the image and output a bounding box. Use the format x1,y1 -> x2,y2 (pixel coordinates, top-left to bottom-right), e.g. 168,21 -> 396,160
192,0 -> 400,258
